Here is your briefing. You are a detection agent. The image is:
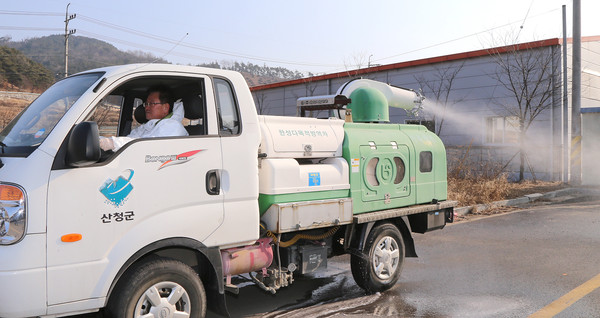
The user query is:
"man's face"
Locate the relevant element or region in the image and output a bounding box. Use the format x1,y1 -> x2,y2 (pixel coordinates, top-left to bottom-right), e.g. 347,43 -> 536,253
145,92 -> 170,120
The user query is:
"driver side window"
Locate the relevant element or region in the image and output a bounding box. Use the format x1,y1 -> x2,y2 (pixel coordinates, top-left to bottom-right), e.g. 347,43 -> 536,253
87,95 -> 124,137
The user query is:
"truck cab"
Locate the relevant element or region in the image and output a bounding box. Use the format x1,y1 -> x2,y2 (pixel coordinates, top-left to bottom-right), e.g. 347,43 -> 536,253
0,64 -> 260,317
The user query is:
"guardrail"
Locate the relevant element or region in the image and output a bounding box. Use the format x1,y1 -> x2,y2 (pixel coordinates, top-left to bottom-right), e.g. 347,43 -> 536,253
0,91 -> 40,101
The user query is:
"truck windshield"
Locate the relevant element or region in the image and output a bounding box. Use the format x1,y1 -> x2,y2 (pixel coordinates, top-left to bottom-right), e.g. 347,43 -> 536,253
0,72 -> 104,156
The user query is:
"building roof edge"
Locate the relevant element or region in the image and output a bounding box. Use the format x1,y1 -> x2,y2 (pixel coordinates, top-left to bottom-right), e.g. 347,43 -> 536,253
251,37 -> 598,91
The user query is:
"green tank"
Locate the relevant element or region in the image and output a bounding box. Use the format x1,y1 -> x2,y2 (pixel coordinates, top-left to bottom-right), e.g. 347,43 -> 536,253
258,79 -> 446,216
342,122 -> 447,214
348,87 -> 389,123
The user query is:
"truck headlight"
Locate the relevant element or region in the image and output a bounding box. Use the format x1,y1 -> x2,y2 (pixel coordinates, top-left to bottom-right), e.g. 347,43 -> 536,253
0,184 -> 26,245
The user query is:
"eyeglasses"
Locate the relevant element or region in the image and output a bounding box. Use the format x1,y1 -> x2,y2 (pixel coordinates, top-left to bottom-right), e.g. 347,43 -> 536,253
143,102 -> 164,107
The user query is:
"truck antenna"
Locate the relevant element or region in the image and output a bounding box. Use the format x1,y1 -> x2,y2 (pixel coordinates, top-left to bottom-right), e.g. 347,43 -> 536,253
151,32 -> 189,64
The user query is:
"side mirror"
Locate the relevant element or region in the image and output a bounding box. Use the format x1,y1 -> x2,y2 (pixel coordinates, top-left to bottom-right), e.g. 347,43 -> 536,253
66,121 -> 101,167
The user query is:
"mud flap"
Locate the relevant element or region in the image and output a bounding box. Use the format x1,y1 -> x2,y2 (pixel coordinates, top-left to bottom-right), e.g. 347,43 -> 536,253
204,246 -> 230,317
207,289 -> 230,317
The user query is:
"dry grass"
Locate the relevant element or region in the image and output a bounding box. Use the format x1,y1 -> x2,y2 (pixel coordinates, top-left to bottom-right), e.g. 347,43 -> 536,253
449,175 -> 510,207
447,141 -> 568,208
448,174 -> 567,207
0,98 -> 29,128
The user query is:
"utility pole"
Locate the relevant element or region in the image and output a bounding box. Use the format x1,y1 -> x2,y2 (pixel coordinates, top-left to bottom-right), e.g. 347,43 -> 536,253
562,5 -> 569,183
64,3 -> 76,78
571,0 -> 581,184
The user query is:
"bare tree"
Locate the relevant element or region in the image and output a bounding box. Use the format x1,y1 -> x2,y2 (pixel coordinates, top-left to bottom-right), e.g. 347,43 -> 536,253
253,91 -> 269,115
343,52 -> 369,78
414,62 -> 466,136
488,39 -> 560,181
303,78 -> 318,97
288,77 -> 321,117
298,76 -> 325,117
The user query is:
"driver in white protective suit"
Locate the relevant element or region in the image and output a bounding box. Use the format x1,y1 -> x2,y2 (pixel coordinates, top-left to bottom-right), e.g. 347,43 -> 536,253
99,85 -> 188,152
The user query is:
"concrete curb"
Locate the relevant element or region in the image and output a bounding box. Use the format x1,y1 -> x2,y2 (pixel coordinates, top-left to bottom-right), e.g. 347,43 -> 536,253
454,187 -> 600,216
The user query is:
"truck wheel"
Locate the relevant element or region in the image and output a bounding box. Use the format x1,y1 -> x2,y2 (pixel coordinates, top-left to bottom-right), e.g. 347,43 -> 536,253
106,257 -> 206,318
351,223 -> 405,293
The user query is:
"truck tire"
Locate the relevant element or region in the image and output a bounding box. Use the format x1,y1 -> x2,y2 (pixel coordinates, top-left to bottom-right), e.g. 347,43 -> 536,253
105,257 -> 206,318
350,223 -> 405,293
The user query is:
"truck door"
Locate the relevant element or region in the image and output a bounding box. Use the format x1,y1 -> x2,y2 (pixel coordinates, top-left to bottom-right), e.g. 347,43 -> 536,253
201,77 -> 261,246
45,74 -> 224,306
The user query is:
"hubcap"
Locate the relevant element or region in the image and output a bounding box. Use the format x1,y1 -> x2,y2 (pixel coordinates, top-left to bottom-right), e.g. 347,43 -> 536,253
372,236 -> 400,280
134,281 -> 191,318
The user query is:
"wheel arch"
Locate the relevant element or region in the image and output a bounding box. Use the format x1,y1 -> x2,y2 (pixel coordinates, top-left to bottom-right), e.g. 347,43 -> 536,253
350,217 -> 417,257
105,237 -> 228,316
392,217 -> 417,258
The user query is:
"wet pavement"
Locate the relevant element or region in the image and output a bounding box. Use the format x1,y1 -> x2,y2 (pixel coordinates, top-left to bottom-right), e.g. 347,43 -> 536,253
75,195 -> 600,317
214,196 -> 600,317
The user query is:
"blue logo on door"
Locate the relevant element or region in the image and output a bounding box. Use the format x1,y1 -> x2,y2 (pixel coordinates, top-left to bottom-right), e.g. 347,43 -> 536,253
100,169 -> 134,207
308,172 -> 320,186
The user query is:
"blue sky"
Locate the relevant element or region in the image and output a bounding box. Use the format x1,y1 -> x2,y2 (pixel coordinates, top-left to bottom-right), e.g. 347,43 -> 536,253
1,0 -> 599,75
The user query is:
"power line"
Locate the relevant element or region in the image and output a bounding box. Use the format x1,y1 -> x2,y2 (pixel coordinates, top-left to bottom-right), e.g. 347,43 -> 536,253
0,26 -> 62,32
75,29 -> 225,63
515,0 -> 535,41
76,29 -> 182,55
0,54 -> 63,58
77,14 -> 339,68
0,10 -> 62,16
374,7 -> 563,64
0,7 -> 576,75
582,46 -> 600,58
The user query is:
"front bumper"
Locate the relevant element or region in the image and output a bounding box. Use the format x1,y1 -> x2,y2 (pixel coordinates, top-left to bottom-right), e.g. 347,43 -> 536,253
0,233 -> 47,317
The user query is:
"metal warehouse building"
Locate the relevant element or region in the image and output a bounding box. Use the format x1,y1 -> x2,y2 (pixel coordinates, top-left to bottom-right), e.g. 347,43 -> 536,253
250,37 -> 600,182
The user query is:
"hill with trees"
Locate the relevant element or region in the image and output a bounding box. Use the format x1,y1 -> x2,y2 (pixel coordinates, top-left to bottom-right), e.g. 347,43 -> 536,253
198,61 -> 310,86
0,45 -> 54,92
5,35 -> 168,80
3,35 -> 308,87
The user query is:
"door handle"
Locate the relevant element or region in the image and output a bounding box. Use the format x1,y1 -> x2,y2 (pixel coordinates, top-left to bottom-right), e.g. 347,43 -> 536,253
206,169 -> 220,195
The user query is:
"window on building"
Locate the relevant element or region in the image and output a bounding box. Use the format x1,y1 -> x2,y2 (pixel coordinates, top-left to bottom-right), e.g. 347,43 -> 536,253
405,119 -> 435,133
485,116 -> 519,144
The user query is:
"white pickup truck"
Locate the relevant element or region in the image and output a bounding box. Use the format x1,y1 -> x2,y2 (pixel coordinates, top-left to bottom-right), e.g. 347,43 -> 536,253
0,64 -> 455,318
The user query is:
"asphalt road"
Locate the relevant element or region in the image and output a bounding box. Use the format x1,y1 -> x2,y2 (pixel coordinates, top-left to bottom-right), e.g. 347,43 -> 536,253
76,195 -> 600,317
216,196 -> 600,317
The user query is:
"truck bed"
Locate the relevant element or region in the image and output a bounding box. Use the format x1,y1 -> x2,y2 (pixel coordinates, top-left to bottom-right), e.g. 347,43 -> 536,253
353,200 -> 457,224
261,198 -> 457,234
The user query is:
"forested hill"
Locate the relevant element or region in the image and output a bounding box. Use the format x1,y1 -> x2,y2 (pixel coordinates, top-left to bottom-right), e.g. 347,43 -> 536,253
6,35 -> 168,81
0,45 -> 54,92
3,35 -> 308,88
198,61 -> 309,86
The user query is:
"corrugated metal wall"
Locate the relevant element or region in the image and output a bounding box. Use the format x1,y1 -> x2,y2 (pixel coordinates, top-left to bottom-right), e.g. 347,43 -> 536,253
252,40 -> 600,181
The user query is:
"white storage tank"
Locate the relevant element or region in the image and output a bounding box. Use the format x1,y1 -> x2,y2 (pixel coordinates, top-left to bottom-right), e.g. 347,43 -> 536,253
258,115 -> 345,158
259,158 -> 350,195
258,157 -> 350,215
257,116 -> 350,215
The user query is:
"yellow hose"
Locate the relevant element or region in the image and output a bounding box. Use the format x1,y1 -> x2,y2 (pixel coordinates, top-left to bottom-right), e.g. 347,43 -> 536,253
261,224 -> 340,248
